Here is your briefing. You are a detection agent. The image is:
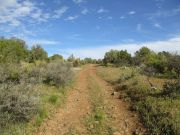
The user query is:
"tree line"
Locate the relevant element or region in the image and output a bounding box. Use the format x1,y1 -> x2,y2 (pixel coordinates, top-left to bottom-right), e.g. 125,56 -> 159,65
103,47 -> 180,78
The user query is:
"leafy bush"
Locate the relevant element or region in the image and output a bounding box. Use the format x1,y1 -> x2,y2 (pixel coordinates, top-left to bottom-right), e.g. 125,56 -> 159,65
135,97 -> 175,135
161,80 -> 180,99
0,64 -> 22,83
25,66 -> 45,84
0,83 -> 39,128
0,38 -> 28,63
28,45 -> 48,63
44,62 -> 74,87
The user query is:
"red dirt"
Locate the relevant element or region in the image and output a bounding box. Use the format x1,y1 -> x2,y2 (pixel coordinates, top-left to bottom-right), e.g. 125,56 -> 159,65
35,65 -> 145,135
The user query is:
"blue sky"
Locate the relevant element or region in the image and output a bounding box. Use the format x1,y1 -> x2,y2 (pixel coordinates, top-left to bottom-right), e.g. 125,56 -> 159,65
0,0 -> 180,58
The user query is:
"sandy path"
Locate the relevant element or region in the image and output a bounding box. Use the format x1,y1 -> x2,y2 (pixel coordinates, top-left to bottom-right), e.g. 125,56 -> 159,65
35,65 -> 144,135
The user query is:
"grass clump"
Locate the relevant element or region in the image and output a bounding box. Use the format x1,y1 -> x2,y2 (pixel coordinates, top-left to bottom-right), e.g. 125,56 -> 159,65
48,95 -> 59,105
35,108 -> 48,126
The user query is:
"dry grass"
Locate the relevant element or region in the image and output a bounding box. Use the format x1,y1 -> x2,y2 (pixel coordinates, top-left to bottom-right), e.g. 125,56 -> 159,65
96,66 -> 180,135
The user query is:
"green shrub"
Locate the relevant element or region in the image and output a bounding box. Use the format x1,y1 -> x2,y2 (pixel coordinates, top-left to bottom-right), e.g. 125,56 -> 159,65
0,83 -> 39,129
135,97 -> 175,135
161,80 -> 180,99
44,62 -> 74,87
0,64 -> 22,83
49,95 -> 59,104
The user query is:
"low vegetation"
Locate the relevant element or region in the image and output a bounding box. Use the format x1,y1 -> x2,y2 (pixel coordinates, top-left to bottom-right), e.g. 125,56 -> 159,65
97,66 -> 180,135
86,75 -> 113,135
0,38 -> 74,134
99,47 -> 180,134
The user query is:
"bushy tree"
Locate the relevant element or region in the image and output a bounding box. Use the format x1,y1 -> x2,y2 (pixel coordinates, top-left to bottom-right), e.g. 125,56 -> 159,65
146,53 -> 168,73
103,50 -> 118,64
135,47 -> 152,65
103,49 -> 131,66
67,54 -> 75,62
49,54 -> 63,61
29,45 -> 48,62
115,50 -> 131,65
0,38 -> 28,63
168,54 -> 180,77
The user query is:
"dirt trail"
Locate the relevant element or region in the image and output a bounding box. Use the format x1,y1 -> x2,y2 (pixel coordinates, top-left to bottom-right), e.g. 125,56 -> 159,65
36,66 -> 91,135
35,65 -> 144,135
90,66 -> 145,135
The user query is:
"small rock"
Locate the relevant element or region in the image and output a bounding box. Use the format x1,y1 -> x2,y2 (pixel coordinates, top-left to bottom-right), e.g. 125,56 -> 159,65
89,124 -> 94,129
111,91 -> 119,98
113,131 -> 121,135
151,87 -> 157,90
95,121 -> 99,124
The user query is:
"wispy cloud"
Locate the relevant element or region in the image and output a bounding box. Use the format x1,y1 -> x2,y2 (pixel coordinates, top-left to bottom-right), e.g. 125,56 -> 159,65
65,15 -> 79,21
97,8 -> 109,13
128,11 -> 136,15
81,8 -> 88,15
120,16 -> 126,19
59,37 -> 180,59
29,39 -> 61,45
73,0 -> 85,4
53,6 -> 69,18
137,24 -> 142,31
146,6 -> 180,19
154,23 -> 162,29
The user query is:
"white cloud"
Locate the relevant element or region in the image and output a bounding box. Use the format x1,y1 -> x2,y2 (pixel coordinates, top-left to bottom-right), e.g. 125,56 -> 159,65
128,11 -> 136,15
120,16 -> 126,19
30,39 -> 61,45
73,0 -> 85,4
65,15 -> 79,21
0,0 -> 70,27
147,6 -> 180,19
81,8 -> 88,15
154,23 -> 162,28
97,8 -> 108,13
0,0 -> 51,26
53,6 -> 69,18
59,37 -> 180,59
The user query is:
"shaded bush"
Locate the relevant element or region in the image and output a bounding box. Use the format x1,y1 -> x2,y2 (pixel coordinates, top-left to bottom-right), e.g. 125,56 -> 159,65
135,97 -> 175,135
0,64 -> 22,83
161,80 -> 180,99
44,62 -> 74,87
0,83 -> 39,128
25,66 -> 45,84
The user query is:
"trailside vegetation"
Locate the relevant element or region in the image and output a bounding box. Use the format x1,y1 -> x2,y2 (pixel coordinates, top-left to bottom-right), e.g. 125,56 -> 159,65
0,37 -> 74,134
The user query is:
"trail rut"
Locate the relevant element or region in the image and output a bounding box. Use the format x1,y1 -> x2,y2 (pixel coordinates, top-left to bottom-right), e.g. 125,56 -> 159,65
35,65 -> 144,135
